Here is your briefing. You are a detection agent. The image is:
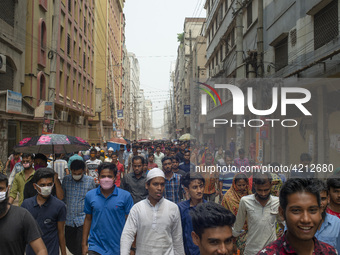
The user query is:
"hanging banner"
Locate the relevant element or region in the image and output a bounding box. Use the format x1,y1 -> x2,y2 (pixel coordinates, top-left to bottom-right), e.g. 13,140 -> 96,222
42,119 -> 55,134
6,90 -> 22,114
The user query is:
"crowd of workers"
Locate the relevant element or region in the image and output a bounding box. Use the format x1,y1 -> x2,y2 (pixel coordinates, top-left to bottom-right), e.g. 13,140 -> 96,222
0,139 -> 340,255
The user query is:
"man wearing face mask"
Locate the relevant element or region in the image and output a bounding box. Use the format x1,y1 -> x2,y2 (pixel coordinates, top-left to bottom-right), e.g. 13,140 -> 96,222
9,153 -> 35,206
21,168 -> 67,255
82,162 -> 133,255
23,154 -> 64,201
0,173 -> 48,255
62,160 -> 96,255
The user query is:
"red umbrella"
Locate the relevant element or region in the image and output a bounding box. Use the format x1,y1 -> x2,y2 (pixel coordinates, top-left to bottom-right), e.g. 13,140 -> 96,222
108,137 -> 127,145
14,134 -> 90,154
138,139 -> 150,143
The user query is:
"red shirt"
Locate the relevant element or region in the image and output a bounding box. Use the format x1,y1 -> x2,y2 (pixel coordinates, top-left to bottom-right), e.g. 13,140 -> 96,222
256,234 -> 337,255
113,161 -> 124,187
326,207 -> 340,219
148,162 -> 158,170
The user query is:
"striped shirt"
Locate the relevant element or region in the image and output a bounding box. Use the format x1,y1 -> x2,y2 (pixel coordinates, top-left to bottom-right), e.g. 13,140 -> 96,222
164,173 -> 182,204
62,174 -> 96,227
51,159 -> 68,182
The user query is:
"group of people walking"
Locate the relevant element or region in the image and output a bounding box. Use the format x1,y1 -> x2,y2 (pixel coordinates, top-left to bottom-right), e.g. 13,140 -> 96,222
0,140 -> 339,255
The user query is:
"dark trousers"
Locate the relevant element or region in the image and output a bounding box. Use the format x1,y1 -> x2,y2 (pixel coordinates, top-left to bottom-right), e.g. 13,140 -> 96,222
65,225 -> 83,255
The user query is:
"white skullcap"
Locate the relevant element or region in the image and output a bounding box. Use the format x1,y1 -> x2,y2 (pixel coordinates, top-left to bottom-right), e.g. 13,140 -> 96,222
146,168 -> 165,183
95,147 -> 100,151
108,147 -> 114,151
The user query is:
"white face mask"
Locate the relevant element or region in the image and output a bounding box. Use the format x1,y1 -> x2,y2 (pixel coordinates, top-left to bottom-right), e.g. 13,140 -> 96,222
137,150 -> 142,153
36,184 -> 53,196
0,188 -> 8,202
72,174 -> 83,181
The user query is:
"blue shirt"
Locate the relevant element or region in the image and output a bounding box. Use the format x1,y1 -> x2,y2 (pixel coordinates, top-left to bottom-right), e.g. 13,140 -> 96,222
219,171 -> 236,195
62,174 -> 96,227
21,195 -> 67,255
178,199 -> 207,255
178,162 -> 196,173
84,186 -> 134,255
315,213 -> 340,253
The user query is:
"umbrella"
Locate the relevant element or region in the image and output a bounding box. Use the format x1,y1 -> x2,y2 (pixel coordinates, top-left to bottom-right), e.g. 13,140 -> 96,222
14,134 -> 90,154
107,137 -> 127,145
179,133 -> 196,141
138,139 -> 150,143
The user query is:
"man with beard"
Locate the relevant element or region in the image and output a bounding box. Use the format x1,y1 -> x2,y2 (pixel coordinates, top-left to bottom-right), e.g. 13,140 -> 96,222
190,202 -> 235,255
21,168 -> 67,255
178,172 -> 206,255
257,178 -> 337,254
327,174 -> 340,219
9,153 -> 35,206
120,156 -> 148,204
162,156 -> 182,204
0,173 -> 48,255
233,172 -> 283,255
62,160 -> 96,255
313,179 -> 340,253
120,168 -> 185,254
179,150 -> 196,173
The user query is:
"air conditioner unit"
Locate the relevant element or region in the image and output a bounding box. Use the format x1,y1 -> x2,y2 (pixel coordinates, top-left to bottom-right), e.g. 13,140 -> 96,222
76,116 -> 84,125
0,54 -> 6,73
60,111 -> 68,122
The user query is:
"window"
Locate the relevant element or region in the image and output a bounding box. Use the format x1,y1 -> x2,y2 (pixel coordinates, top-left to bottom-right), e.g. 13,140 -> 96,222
68,0 -> 72,13
67,34 -> 71,55
37,72 -> 46,101
83,52 -> 86,68
84,17 -> 87,35
220,46 -> 223,61
38,19 -> 47,67
314,0 -> 338,50
225,0 -> 228,13
275,37 -> 288,71
247,2 -> 253,28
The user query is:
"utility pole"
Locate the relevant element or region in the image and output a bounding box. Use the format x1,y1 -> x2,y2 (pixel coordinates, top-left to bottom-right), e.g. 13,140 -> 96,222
187,29 -> 193,134
256,0 -> 264,164
235,0 -> 245,155
48,0 -> 61,119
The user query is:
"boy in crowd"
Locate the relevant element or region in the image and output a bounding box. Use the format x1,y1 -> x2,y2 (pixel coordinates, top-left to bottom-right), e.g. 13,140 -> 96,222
22,168 -> 67,255
178,172 -> 206,255
257,178 -> 337,254
190,202 -> 236,255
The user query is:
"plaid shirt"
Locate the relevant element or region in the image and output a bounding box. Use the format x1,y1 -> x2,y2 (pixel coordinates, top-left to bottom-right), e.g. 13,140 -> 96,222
62,174 -> 96,227
257,234 -> 338,255
164,173 -> 181,204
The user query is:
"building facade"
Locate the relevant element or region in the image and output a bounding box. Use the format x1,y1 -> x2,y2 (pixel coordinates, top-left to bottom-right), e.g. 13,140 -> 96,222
201,0 -> 340,167
0,0 -> 36,163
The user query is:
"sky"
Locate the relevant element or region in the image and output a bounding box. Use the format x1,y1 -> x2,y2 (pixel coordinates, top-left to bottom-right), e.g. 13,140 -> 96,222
124,0 -> 206,131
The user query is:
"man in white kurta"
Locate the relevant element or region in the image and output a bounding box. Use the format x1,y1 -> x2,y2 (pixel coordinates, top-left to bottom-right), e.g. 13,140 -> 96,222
120,168 -> 184,255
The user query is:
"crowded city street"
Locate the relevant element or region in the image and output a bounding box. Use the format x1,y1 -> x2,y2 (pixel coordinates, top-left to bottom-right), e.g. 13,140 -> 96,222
2,0 -> 340,254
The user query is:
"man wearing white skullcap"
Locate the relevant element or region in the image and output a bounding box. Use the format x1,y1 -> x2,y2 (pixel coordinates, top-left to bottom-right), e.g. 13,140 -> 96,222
121,168 -> 185,255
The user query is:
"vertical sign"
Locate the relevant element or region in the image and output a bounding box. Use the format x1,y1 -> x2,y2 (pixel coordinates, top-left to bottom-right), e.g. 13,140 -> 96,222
6,90 -> 22,114
184,105 -> 190,115
117,110 -> 123,119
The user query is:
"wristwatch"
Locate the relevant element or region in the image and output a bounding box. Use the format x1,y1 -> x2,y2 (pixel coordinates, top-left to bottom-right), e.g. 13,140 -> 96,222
130,247 -> 136,251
